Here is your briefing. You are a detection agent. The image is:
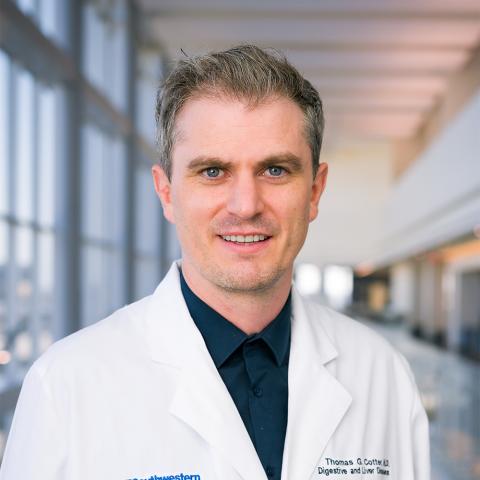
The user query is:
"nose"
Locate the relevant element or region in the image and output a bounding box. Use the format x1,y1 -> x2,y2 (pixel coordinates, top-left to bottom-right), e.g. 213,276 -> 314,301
226,173 -> 265,219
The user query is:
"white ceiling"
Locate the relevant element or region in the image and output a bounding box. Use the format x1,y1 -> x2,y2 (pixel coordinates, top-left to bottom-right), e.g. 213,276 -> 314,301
136,0 -> 480,267
137,0 -> 480,142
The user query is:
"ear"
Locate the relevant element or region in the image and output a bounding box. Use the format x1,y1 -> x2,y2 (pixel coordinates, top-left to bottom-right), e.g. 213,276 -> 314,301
152,164 -> 175,224
309,162 -> 328,222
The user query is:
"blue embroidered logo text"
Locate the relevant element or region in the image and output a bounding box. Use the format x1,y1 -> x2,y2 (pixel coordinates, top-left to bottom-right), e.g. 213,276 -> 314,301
128,474 -> 201,480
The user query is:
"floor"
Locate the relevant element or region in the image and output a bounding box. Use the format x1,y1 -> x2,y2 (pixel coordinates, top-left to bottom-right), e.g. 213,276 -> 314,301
360,319 -> 480,480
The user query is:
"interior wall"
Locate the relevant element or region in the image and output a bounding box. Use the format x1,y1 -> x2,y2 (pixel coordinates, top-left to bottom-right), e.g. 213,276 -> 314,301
393,45 -> 480,179
378,87 -> 480,265
390,261 -> 415,318
445,254 -> 480,352
299,140 -> 393,266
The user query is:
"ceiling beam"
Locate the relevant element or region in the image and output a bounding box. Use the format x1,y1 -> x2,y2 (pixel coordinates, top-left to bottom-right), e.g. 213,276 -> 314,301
138,0 -> 480,21
161,41 -> 476,61
325,105 -> 431,114
144,8 -> 480,22
148,17 -> 477,56
300,67 -> 455,77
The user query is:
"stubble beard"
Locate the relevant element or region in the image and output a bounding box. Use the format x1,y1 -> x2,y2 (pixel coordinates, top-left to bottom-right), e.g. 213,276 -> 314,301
202,258 -> 287,296
203,217 -> 288,294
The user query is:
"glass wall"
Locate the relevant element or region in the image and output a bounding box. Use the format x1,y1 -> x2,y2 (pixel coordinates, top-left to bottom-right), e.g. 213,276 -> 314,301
15,0 -> 68,49
136,50 -> 163,143
82,0 -> 129,112
80,125 -> 128,326
134,161 -> 163,299
0,52 -> 9,365
0,52 -> 58,379
0,0 -> 173,461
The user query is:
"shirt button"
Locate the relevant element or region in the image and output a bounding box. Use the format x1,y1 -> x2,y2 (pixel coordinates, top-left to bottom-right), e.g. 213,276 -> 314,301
266,465 -> 274,477
253,386 -> 263,397
244,346 -> 254,357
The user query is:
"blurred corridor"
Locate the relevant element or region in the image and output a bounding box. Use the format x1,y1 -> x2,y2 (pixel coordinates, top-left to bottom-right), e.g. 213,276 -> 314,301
0,0 -> 480,477
362,319 -> 480,480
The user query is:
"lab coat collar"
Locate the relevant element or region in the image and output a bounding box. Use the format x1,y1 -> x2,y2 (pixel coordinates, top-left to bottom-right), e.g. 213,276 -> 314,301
144,262 -> 352,480
179,268 -> 291,368
144,263 -> 267,479
281,288 -> 352,480
144,262 -> 207,368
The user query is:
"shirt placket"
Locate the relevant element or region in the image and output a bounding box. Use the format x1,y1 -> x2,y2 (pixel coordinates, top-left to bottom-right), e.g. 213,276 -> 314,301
243,338 -> 279,480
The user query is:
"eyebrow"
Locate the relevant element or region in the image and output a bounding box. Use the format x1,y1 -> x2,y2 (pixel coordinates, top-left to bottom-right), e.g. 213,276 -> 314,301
257,154 -> 304,173
187,156 -> 232,171
186,153 -> 305,173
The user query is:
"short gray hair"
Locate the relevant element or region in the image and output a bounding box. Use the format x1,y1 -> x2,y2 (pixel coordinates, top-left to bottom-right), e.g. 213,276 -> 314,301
155,44 -> 324,179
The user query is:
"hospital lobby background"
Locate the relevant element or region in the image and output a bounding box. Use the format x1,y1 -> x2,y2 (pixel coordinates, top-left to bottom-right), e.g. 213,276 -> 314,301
0,1 -> 479,479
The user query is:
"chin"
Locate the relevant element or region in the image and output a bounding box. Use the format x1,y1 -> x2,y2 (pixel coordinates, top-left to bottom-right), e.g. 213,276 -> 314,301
211,266 -> 286,294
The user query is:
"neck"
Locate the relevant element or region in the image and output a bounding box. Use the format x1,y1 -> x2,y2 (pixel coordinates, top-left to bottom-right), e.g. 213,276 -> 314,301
180,262 -> 292,335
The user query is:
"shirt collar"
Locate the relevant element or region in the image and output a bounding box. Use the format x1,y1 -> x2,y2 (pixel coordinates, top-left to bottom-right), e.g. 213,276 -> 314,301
179,268 -> 291,368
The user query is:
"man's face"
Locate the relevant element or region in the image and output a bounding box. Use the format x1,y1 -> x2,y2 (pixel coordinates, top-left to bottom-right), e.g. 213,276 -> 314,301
153,95 -> 327,295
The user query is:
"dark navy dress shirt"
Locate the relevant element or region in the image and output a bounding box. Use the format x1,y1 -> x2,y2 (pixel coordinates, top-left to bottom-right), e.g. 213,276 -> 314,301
180,270 -> 291,480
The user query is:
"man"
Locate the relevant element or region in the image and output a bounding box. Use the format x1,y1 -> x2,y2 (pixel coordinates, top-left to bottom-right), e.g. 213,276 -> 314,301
0,45 -> 429,480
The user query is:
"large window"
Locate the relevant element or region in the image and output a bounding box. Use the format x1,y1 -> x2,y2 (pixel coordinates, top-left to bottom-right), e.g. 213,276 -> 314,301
0,52 -> 9,363
15,0 -> 68,49
136,50 -> 163,143
0,53 -> 58,380
80,125 -> 127,326
0,0 -> 169,461
0,53 -> 8,218
82,0 -> 129,112
134,161 -> 163,299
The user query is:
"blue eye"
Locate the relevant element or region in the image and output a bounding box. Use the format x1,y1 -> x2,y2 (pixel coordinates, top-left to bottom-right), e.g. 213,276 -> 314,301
203,167 -> 222,178
266,166 -> 285,177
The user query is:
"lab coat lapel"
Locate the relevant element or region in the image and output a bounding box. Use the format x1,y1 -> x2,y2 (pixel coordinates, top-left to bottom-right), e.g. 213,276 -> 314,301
281,290 -> 352,480
170,354 -> 266,480
144,264 -> 267,480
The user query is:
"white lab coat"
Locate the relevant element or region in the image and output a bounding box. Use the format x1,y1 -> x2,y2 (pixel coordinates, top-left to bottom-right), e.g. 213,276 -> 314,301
0,262 -> 430,480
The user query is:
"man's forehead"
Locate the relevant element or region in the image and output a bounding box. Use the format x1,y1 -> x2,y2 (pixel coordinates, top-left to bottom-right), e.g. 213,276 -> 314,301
173,93 -> 306,141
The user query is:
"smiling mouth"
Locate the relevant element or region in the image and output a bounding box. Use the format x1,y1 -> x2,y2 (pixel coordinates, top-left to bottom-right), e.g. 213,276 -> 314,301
221,234 -> 270,243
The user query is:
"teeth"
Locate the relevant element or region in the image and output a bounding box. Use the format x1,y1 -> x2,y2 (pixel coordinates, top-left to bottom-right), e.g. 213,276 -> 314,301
222,235 -> 267,243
